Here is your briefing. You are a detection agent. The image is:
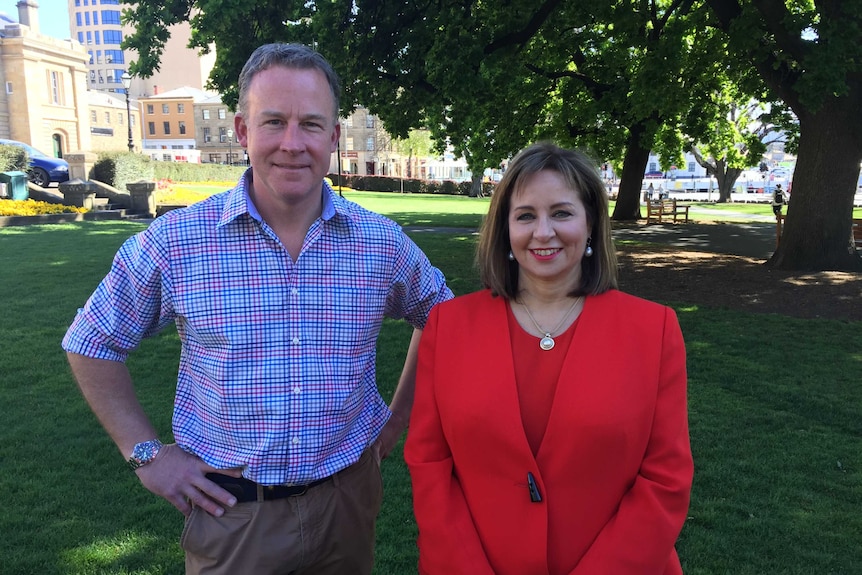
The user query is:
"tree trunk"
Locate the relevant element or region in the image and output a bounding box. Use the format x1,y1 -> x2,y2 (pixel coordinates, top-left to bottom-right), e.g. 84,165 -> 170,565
468,174 -> 484,197
611,126 -> 651,221
768,103 -> 862,271
713,159 -> 741,202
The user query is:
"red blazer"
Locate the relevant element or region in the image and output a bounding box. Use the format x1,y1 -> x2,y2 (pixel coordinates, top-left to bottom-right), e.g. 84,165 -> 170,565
404,289 -> 693,575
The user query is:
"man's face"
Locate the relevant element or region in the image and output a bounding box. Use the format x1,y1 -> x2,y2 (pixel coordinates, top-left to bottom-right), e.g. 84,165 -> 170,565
235,66 -> 339,214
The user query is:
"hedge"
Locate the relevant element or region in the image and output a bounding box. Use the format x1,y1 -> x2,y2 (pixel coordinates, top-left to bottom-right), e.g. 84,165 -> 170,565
326,173 -> 494,196
91,153 -> 246,190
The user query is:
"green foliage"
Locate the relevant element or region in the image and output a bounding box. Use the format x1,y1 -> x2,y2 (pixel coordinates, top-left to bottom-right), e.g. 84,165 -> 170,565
91,152 -> 155,191
326,173 -> 494,196
150,162 -> 245,183
0,144 -> 29,173
91,153 -> 246,190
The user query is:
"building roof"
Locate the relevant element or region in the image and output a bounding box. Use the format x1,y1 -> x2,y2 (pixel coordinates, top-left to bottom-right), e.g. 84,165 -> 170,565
87,90 -> 135,109
144,86 -> 216,102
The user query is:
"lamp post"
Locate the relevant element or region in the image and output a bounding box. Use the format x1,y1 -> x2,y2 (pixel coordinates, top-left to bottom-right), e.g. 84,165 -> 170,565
227,128 -> 233,165
121,72 -> 133,152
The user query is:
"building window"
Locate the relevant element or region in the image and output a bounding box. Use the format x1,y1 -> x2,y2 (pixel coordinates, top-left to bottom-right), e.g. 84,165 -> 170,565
102,30 -> 122,45
85,12 -> 90,25
118,113 -> 123,126
344,116 -> 353,128
163,121 -> 171,135
105,112 -> 111,124
76,13 -> 82,26
100,10 -> 121,24
179,121 -> 186,135
202,109 -> 210,120
49,71 -> 61,104
147,104 -> 154,114
219,127 -> 227,142
90,110 -> 97,122
130,114 -> 135,127
92,10 -> 98,24
96,51 -> 102,64
346,137 -> 354,151
86,31 -> 92,45
177,103 -> 185,114
148,122 -> 155,135
366,115 -> 375,128
94,31 -> 100,44
218,109 -> 226,119
162,104 -> 169,114
209,153 -> 221,163
203,127 -> 211,142
366,137 -> 374,151
78,32 -> 84,44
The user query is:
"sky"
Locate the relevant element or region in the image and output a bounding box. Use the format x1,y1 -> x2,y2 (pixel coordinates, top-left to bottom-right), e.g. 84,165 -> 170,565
0,0 -> 71,39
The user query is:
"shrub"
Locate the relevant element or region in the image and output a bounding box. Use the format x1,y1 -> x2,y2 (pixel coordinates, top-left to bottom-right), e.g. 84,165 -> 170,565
0,145 -> 30,173
91,152 -> 155,192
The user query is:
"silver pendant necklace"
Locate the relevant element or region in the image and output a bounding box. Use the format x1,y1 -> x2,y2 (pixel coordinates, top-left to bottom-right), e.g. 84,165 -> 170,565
520,296 -> 583,351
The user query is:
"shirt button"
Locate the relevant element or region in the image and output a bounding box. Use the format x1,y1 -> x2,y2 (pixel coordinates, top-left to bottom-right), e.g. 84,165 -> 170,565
293,386 -> 301,394
291,288 -> 299,295
292,437 -> 300,445
292,337 -> 300,344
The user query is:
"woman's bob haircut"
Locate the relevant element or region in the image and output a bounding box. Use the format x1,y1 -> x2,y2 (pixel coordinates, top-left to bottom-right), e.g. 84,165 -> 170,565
476,141 -> 618,299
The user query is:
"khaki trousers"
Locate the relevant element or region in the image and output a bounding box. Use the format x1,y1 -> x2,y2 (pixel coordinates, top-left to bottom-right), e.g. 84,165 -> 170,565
181,449 -> 383,575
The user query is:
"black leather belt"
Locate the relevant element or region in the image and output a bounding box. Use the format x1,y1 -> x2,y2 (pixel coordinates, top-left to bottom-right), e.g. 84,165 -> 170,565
206,472 -> 331,502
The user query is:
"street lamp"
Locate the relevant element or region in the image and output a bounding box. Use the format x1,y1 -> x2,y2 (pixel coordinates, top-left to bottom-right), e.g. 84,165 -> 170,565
121,72 -> 133,152
227,128 -> 233,165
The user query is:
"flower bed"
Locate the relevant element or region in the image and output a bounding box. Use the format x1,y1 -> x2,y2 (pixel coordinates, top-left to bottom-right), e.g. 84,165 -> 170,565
0,199 -> 88,216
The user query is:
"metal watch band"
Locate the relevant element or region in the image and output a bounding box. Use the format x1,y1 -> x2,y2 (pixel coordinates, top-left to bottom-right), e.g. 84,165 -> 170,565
127,439 -> 163,470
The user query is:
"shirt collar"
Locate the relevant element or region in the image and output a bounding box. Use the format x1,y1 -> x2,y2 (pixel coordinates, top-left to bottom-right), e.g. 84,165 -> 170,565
218,169 -> 342,228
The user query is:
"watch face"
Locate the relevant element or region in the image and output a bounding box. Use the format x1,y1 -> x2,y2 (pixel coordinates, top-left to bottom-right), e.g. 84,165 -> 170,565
128,439 -> 162,470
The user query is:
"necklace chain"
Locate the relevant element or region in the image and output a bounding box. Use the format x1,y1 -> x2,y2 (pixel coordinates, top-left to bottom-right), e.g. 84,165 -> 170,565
520,296 -> 582,351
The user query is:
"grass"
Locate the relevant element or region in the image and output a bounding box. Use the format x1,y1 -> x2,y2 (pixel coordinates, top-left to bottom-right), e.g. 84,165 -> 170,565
0,213 -> 860,574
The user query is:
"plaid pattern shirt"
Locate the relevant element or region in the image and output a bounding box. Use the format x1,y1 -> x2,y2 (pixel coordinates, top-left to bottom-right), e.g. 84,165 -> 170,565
63,172 -> 452,485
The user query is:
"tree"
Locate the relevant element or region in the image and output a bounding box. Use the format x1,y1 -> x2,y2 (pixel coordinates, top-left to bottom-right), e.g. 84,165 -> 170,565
706,0 -> 862,271
123,0 -> 737,220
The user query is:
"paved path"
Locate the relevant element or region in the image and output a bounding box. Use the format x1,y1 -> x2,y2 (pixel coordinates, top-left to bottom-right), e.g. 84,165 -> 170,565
611,221 -> 777,259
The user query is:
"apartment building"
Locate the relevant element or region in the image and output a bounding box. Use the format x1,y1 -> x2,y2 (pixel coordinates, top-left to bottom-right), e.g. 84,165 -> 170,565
67,1 -> 215,98
139,86 -> 210,162
87,89 -> 141,152
195,93 -> 239,164
0,2 -> 90,155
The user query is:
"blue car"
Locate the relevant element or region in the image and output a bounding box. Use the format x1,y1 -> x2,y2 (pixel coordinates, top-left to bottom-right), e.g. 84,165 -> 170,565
0,139 -> 70,187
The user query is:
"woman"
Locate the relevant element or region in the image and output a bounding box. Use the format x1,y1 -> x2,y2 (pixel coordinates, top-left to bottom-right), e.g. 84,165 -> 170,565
404,142 -> 693,574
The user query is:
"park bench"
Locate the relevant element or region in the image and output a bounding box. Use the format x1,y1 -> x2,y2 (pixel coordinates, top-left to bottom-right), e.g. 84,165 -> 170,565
645,198 -> 690,224
776,215 -> 862,249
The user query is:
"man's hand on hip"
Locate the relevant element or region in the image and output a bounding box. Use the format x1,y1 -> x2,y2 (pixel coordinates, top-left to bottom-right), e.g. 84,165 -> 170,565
135,443 -> 243,517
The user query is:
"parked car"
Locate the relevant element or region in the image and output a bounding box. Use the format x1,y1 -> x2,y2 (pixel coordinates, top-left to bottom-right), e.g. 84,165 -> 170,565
0,139 -> 70,187
644,170 -> 664,178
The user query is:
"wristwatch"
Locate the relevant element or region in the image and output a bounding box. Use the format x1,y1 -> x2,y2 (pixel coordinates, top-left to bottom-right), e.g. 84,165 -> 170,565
127,439 -> 164,470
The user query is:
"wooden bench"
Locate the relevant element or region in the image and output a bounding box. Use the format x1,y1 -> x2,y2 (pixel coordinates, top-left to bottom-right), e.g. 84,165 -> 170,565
645,198 -> 690,224
776,215 -> 862,248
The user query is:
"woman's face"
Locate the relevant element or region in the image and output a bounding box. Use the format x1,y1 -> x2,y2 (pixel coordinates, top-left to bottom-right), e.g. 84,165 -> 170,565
508,170 -> 591,293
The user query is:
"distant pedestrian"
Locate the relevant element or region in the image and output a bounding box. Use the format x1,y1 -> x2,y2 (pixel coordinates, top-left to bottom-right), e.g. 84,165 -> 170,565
772,184 -> 785,216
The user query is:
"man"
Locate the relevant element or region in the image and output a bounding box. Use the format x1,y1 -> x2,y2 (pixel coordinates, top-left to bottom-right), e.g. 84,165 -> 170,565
772,183 -> 786,216
62,43 -> 452,574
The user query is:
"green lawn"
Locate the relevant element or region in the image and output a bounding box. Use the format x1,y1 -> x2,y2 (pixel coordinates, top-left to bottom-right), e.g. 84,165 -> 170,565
0,217 -> 859,574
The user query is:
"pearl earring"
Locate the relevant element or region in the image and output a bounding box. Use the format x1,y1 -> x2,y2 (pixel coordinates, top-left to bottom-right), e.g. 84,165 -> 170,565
508,250 -> 515,261
585,238 -> 593,257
